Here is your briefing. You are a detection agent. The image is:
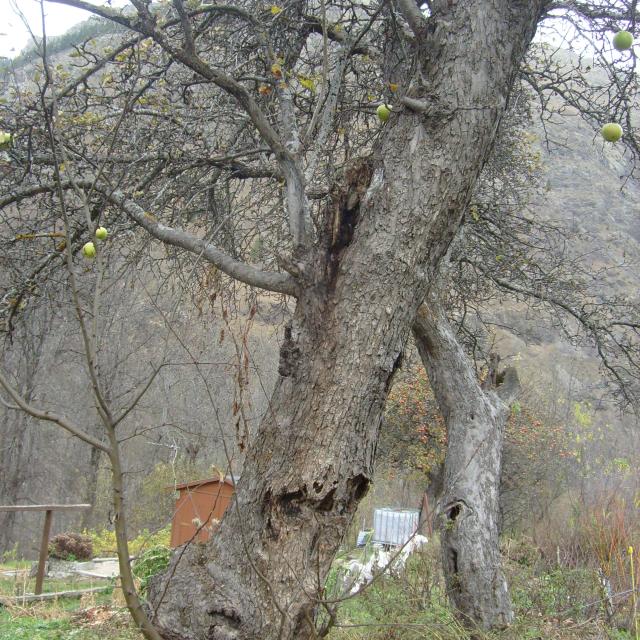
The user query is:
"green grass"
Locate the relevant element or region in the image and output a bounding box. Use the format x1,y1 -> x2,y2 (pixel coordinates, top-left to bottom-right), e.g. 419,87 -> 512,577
0,562 -> 30,571
0,572 -> 110,598
0,614 -> 75,640
0,598 -> 139,640
0,612 -> 139,640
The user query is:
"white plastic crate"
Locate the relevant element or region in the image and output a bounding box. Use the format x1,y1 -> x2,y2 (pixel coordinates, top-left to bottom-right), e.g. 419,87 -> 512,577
372,508 -> 420,546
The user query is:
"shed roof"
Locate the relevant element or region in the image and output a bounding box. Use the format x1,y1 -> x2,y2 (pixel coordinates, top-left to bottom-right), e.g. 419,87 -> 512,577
170,475 -> 238,491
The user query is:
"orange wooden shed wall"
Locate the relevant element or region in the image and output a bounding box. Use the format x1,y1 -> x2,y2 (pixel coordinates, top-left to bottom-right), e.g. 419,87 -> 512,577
169,478 -> 234,547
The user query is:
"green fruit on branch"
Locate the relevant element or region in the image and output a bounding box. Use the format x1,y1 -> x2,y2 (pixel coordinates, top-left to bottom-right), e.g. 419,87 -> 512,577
376,104 -> 391,123
82,242 -> 96,258
0,131 -> 12,150
95,226 -> 108,240
601,122 -> 623,142
613,30 -> 634,51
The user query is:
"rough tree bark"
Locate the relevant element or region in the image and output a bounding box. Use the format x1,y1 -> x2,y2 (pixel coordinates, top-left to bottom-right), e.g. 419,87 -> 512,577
81,446 -> 101,531
413,299 -> 520,630
148,3 -> 544,639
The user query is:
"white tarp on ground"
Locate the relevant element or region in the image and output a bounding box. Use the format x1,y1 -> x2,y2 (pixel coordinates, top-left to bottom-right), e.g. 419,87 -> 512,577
341,534 -> 428,594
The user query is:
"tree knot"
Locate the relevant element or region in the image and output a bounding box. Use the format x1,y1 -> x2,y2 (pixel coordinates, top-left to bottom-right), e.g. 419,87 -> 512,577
278,323 -> 301,378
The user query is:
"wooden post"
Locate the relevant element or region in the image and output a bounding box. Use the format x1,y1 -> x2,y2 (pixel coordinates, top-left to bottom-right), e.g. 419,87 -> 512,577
35,509 -> 53,595
0,504 -> 91,595
419,491 -> 433,538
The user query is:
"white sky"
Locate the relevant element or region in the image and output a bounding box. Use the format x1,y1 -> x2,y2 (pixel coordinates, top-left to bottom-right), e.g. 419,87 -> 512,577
0,0 -> 128,59
0,1 -> 613,62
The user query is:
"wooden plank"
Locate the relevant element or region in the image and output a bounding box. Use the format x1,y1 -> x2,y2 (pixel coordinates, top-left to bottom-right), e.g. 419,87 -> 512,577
0,504 -> 91,512
0,586 -> 110,606
34,510 -> 53,595
73,570 -> 117,579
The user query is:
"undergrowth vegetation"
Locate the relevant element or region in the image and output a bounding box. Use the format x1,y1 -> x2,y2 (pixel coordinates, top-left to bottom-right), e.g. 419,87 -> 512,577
1,532 -> 638,639
325,535 -> 637,640
0,596 -> 138,640
83,527 -> 171,558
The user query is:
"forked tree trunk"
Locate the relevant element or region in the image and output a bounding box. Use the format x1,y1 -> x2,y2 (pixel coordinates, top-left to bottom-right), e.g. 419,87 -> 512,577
413,300 -> 519,630
148,3 -> 543,639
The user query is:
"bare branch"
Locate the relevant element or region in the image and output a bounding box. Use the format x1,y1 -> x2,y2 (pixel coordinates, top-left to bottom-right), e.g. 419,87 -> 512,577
394,0 -> 427,39
399,96 -> 428,112
44,1 -> 285,152
103,189 -> 299,296
112,363 -> 162,429
45,0 -> 134,29
45,0 -> 312,248
0,181 -> 299,296
0,370 -> 111,453
172,0 -> 196,55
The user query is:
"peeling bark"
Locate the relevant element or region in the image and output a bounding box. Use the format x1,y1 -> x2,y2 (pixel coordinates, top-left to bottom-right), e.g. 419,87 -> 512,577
148,3 -> 544,639
413,300 -> 520,630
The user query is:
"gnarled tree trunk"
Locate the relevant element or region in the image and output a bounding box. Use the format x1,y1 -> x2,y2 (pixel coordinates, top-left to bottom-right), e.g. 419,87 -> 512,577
149,3 -> 543,639
413,299 -> 519,630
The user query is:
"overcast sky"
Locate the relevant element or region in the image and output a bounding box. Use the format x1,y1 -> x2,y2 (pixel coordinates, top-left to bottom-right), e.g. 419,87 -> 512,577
0,0 -> 127,59
0,0 -> 611,62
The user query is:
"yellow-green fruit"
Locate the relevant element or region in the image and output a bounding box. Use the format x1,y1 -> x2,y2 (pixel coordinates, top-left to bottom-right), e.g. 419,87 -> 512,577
95,226 -> 108,240
0,131 -> 12,150
613,30 -> 634,51
82,242 -> 96,258
601,122 -> 623,142
376,104 -> 391,123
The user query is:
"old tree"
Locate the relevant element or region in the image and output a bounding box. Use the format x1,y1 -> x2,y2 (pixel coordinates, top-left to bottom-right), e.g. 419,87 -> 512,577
2,0 -> 640,638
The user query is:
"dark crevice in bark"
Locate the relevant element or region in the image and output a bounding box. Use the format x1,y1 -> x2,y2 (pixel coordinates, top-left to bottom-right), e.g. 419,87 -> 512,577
384,350 -> 404,393
278,324 -> 301,378
448,547 -> 459,577
331,205 -> 360,252
208,607 -> 242,640
317,489 -> 336,512
445,501 -> 465,522
347,474 -> 369,504
278,489 -> 305,517
323,156 -> 374,287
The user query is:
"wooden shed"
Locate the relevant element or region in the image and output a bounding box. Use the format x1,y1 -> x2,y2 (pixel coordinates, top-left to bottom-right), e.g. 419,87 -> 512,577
169,475 -> 236,548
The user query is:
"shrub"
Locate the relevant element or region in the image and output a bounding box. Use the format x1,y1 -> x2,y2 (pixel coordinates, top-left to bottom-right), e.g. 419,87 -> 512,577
85,528 -> 117,557
132,545 -> 171,595
84,526 -> 171,557
48,532 -> 93,561
130,527 -> 171,556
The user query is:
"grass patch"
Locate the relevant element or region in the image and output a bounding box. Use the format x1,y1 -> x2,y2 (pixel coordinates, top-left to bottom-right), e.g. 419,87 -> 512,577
0,597 -> 140,640
0,614 -> 75,640
0,562 -> 30,571
0,571 -> 110,598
